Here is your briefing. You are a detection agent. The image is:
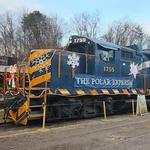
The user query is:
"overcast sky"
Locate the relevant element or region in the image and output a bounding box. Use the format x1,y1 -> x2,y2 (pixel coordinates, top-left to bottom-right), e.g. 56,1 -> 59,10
0,0 -> 149,43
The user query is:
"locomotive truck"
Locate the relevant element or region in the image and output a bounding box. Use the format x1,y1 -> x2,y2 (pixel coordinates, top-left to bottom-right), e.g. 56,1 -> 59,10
0,35 -> 150,125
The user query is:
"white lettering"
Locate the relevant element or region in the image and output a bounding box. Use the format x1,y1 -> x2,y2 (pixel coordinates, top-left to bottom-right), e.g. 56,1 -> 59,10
75,77 -> 132,88
76,77 -> 90,85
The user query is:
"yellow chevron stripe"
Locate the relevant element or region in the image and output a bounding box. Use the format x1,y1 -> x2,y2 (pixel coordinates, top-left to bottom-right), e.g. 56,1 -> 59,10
112,89 -> 120,94
90,89 -> 99,95
29,50 -> 51,61
122,89 -> 129,94
58,88 -> 70,96
28,59 -> 51,74
30,73 -> 51,87
8,110 -> 16,122
18,101 -> 28,125
131,89 -> 137,94
48,90 -> 53,95
101,89 -> 109,95
76,89 -> 86,95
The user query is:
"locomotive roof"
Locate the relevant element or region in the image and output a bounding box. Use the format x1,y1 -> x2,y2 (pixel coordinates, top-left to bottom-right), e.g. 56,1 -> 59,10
90,38 -> 138,52
67,35 -> 120,51
91,39 -> 120,50
120,46 -> 136,52
142,49 -> 150,54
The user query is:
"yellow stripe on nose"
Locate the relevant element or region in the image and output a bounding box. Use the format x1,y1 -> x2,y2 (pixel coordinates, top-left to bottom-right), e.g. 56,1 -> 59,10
30,73 -> 51,87
29,50 -> 51,61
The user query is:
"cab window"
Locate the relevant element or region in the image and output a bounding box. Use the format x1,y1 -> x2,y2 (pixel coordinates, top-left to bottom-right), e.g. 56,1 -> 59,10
99,49 -> 114,62
121,50 -> 134,60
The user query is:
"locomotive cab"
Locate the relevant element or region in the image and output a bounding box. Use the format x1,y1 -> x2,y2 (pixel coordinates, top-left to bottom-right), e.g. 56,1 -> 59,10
66,35 -> 96,75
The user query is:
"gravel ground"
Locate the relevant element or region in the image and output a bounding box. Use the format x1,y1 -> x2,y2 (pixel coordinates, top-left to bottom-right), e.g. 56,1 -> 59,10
0,114 -> 150,150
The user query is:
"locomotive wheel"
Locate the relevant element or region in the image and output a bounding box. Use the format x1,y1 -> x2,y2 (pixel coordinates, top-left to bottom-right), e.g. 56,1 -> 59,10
71,106 -> 82,118
105,97 -> 114,115
106,101 -> 114,115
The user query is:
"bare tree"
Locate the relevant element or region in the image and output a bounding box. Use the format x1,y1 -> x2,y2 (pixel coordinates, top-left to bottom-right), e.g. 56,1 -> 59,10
103,19 -> 147,47
43,16 -> 63,48
71,11 -> 101,38
0,12 -> 17,56
142,34 -> 150,49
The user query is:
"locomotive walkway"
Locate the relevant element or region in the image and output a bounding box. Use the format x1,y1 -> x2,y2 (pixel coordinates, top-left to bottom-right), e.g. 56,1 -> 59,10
0,114 -> 150,150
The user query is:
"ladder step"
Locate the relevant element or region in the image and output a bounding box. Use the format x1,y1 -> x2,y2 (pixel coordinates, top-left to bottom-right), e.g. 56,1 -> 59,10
29,95 -> 43,98
29,113 -> 43,119
30,105 -> 42,108
28,93 -> 44,98
26,88 -> 48,90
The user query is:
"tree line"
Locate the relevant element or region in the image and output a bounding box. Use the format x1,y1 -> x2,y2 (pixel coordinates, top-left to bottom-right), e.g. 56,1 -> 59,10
0,10 -> 149,61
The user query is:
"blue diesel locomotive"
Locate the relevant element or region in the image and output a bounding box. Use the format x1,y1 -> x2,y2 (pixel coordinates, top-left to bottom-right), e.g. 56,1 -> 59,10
1,35 -> 150,125
28,35 -> 148,120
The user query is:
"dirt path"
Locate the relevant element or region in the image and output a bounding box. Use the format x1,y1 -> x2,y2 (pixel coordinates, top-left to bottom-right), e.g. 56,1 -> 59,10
0,114 -> 150,150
